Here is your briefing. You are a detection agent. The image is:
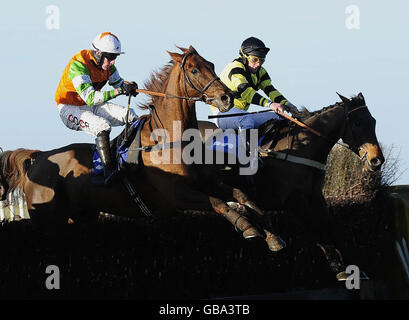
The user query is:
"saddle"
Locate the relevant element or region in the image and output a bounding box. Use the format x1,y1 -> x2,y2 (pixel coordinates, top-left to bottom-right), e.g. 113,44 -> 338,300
92,117 -> 147,177
257,118 -> 292,151
205,118 -> 291,168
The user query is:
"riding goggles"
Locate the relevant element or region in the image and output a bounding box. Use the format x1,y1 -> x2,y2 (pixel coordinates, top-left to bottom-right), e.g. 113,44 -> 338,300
102,52 -> 119,61
241,49 -> 265,64
246,55 -> 265,64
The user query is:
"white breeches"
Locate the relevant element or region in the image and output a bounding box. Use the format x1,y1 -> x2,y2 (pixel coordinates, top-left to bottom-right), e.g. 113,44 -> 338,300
57,102 -> 137,136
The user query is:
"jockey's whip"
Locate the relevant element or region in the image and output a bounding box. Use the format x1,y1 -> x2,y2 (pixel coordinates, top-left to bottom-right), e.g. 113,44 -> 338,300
208,109 -> 271,118
274,110 -> 322,137
124,94 -> 132,143
208,109 -> 322,138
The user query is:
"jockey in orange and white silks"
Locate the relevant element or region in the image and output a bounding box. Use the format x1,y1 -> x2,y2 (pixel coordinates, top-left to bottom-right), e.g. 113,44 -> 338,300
55,32 -> 138,184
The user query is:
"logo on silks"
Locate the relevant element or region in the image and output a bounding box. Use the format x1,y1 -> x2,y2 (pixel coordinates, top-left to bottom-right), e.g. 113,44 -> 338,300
93,152 -> 104,175
68,114 -> 90,129
204,128 -> 260,175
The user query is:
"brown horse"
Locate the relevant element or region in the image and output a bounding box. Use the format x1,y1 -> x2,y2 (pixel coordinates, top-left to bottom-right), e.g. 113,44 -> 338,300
0,46 -> 285,251
198,93 -> 384,278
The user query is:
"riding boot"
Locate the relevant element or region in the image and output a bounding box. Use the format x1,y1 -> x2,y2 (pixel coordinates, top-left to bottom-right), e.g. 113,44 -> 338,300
224,209 -> 262,239
95,131 -> 117,185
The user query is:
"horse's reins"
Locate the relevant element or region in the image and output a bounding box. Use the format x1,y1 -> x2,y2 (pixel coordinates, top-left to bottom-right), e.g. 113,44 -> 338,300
125,50 -> 220,151
128,50 -> 219,103
278,105 -> 369,156
132,88 -> 204,102
209,106 -> 367,154
208,104 -> 371,171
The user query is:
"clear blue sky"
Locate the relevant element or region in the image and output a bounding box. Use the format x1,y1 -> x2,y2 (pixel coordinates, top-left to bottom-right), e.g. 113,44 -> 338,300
1,0 -> 408,184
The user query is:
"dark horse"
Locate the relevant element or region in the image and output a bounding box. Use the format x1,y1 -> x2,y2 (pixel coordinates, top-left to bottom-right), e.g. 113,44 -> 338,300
198,93 -> 385,278
0,46 -> 285,251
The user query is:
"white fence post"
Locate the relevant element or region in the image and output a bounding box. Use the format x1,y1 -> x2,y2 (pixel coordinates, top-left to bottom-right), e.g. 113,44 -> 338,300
0,201 -> 5,221
8,192 -> 15,220
18,190 -> 26,219
0,191 -> 29,222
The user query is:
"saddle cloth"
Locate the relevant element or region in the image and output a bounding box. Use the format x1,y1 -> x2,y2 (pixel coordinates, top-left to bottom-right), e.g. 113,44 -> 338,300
92,117 -> 147,176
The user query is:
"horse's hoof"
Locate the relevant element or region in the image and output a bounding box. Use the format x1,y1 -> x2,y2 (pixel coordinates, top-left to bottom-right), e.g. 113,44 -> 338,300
227,202 -> 248,215
242,227 -> 262,239
336,271 -> 348,281
265,232 -> 286,252
336,270 -> 370,281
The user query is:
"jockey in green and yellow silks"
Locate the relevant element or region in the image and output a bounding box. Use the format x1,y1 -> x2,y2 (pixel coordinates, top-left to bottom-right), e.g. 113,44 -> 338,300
213,37 -> 298,130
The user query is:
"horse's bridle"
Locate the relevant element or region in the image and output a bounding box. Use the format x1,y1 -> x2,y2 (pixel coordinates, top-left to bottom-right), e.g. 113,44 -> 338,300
341,105 -> 370,163
144,51 -> 221,151
180,50 -> 220,103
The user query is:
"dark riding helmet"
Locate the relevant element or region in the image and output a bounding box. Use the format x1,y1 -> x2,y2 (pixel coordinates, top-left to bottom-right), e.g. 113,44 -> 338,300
240,37 -> 270,58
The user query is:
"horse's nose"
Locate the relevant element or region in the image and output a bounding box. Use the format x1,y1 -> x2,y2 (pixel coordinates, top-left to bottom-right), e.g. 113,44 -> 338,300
370,157 -> 382,170
221,94 -> 231,106
221,93 -> 234,108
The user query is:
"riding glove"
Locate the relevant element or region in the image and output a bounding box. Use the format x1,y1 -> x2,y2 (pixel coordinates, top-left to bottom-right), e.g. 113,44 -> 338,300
120,81 -> 139,97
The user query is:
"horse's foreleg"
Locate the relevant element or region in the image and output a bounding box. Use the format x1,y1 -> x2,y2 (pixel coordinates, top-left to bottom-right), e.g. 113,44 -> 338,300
207,196 -> 262,239
206,180 -> 286,251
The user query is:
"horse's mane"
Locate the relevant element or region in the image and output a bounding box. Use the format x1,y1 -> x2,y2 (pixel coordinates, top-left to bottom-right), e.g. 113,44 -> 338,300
0,148 -> 39,198
138,46 -> 195,110
138,63 -> 175,110
294,94 -> 365,122
294,104 -> 340,122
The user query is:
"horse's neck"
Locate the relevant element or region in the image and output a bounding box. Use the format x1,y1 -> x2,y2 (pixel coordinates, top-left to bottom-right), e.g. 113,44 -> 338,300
154,66 -> 198,141
306,104 -> 346,140
277,104 -> 346,163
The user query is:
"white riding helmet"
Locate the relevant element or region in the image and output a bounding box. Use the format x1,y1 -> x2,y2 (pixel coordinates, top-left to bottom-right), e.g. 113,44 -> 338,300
91,32 -> 125,54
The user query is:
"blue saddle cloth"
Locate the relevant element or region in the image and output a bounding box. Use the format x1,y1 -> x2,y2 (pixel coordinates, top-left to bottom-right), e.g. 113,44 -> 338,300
205,130 -> 265,157
92,118 -> 146,176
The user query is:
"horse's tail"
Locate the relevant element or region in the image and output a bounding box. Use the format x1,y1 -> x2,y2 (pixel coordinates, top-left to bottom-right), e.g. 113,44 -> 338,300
0,148 -> 40,202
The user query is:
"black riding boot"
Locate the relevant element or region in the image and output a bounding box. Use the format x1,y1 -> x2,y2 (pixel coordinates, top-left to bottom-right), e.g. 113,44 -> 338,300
95,131 -> 117,185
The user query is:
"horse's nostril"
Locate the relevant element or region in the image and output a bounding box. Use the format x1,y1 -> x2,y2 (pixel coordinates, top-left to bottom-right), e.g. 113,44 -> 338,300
371,158 -> 381,167
221,95 -> 229,103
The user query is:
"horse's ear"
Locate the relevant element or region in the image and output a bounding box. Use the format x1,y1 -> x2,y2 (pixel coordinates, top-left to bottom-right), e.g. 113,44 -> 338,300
336,92 -> 350,104
357,92 -> 366,104
188,45 -> 197,53
176,46 -> 189,54
167,51 -> 183,63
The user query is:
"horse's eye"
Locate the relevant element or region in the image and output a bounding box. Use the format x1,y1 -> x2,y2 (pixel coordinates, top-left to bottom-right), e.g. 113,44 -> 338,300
191,69 -> 199,75
355,120 -> 361,127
